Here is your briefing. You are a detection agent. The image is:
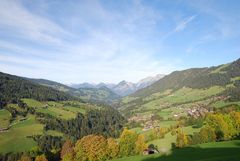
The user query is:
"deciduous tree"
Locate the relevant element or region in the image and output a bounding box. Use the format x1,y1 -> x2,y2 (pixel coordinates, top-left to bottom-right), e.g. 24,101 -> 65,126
175,129 -> 188,148
60,140 -> 75,161
74,135 -> 108,161
135,134 -> 147,154
35,155 -> 48,161
107,138 -> 119,159
119,128 -> 138,156
18,155 -> 32,161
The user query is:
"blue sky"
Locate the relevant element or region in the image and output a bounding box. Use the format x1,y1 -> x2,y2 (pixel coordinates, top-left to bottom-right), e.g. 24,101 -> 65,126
0,0 -> 239,84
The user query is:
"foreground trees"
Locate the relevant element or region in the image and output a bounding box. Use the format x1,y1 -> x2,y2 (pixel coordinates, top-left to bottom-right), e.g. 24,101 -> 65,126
135,134 -> 147,154
60,128 -> 147,161
75,135 -> 108,161
119,128 -> 138,156
60,140 -> 75,161
175,129 -> 188,148
206,113 -> 236,140
35,155 -> 48,161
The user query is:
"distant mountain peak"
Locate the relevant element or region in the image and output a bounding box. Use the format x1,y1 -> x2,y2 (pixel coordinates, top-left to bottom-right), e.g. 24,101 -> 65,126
69,74 -> 165,96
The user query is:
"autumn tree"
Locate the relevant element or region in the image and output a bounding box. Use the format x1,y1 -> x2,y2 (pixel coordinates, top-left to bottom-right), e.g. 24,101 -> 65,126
153,127 -> 166,139
199,126 -> 216,143
175,129 -> 188,148
74,135 -> 108,161
135,134 -> 147,154
18,155 -> 32,161
230,111 -> 240,136
35,155 -> 48,161
60,140 -> 75,161
206,113 -> 234,140
119,128 -> 138,157
107,138 -> 119,159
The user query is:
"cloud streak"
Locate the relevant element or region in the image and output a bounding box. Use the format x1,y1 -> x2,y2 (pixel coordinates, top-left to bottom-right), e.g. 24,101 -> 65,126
174,15 -> 197,32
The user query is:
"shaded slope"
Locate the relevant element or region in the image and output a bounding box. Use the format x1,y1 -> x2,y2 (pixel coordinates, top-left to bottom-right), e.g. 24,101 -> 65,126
0,72 -> 75,107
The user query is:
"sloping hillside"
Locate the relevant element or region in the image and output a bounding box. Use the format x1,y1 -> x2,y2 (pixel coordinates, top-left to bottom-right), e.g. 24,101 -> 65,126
28,78 -> 120,104
120,59 -> 240,116
0,72 -> 76,107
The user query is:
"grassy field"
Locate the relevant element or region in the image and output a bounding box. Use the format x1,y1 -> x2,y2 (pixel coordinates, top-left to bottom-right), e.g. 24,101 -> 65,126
36,106 -> 76,120
142,86 -> 225,110
120,86 -> 225,117
0,115 -> 43,153
62,105 -> 86,114
22,98 -> 45,108
36,100 -> 87,119
147,126 -> 200,153
211,100 -> 240,108
0,109 -> 11,129
111,140 -> 240,161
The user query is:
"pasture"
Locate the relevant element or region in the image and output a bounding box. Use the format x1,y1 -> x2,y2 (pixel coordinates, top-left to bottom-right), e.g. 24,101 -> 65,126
0,115 -> 43,153
111,140 -> 240,161
0,109 -> 11,129
36,106 -> 76,120
21,98 -> 45,108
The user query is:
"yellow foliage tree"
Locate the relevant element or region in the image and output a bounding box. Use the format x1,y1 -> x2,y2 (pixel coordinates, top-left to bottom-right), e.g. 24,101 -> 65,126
198,126 -> 216,143
60,140 -> 75,161
107,138 -> 119,159
119,128 -> 138,157
175,129 -> 188,148
206,113 -> 234,140
74,135 -> 108,161
230,111 -> 240,135
18,155 -> 32,161
135,134 -> 147,154
35,155 -> 48,161
153,127 -> 166,139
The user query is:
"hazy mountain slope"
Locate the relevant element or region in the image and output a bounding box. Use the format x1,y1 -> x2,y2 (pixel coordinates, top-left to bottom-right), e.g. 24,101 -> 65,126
28,78 -> 74,92
70,82 -> 96,89
0,72 -> 76,107
112,81 -> 136,96
135,74 -> 165,90
120,58 -> 240,116
28,78 -> 120,104
76,86 -> 120,103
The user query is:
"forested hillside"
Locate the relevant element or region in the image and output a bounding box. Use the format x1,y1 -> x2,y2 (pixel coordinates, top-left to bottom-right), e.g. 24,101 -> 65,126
133,59 -> 240,97
0,72 -> 76,108
120,59 -> 240,116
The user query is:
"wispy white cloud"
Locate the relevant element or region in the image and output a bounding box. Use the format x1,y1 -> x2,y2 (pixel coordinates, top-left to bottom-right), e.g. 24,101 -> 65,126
184,0 -> 240,38
0,0 -> 71,45
174,15 -> 197,32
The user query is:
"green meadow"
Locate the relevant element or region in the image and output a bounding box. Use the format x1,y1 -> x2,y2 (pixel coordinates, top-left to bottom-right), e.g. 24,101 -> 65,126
36,106 -> 76,120
0,109 -> 11,129
111,140 -> 240,161
0,115 -> 43,153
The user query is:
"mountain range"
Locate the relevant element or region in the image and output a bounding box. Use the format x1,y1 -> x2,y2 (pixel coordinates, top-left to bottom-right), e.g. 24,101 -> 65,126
69,74 -> 165,96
